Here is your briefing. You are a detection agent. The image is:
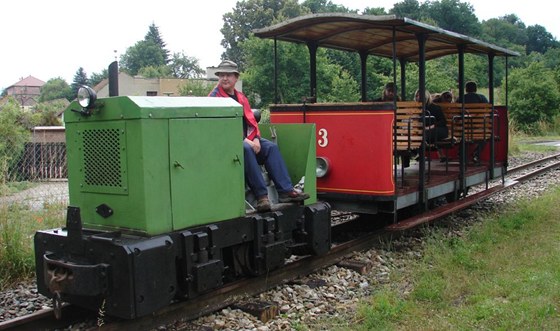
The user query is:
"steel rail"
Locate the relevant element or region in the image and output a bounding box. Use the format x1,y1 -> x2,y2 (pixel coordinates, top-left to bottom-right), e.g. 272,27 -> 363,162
506,152 -> 560,173
0,304 -> 95,331
386,158 -> 560,231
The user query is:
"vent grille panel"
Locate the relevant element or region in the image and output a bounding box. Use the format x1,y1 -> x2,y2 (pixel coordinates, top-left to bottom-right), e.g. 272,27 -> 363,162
77,122 -> 128,195
83,129 -> 123,187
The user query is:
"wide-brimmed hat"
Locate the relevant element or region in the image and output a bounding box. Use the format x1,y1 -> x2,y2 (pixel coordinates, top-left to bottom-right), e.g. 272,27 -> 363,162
215,60 -> 239,76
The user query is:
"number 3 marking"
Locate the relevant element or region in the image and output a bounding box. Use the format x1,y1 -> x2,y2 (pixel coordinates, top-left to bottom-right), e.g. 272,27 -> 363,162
318,128 -> 328,147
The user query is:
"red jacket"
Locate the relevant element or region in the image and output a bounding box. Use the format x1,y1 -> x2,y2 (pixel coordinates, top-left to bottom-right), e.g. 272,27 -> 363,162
208,85 -> 260,140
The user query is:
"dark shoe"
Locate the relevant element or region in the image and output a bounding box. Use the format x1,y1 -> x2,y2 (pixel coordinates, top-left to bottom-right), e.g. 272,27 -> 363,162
472,153 -> 480,164
279,190 -> 310,203
256,197 -> 271,212
402,156 -> 410,168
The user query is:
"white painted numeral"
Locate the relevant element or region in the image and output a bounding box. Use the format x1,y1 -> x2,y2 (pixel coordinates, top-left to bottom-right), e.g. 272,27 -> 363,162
318,128 -> 328,147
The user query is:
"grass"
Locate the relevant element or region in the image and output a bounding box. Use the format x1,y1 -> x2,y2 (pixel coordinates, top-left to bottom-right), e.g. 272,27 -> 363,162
345,187 -> 560,330
0,201 -> 65,290
507,123 -> 560,155
0,181 -> 37,196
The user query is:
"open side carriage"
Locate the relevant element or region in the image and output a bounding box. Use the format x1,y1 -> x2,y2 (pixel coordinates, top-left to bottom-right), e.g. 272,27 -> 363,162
254,13 -> 518,222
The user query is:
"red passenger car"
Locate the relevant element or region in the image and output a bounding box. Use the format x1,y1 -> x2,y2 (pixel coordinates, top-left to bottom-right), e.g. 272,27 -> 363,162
254,14 -> 518,221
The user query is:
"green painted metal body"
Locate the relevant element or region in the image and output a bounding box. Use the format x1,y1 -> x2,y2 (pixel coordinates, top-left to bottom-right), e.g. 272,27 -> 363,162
260,124 -> 317,205
64,96 -> 317,236
65,96 -> 246,235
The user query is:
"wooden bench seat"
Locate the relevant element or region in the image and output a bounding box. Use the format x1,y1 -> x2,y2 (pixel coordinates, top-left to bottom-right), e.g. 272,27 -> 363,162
436,103 -> 496,143
395,101 -> 423,151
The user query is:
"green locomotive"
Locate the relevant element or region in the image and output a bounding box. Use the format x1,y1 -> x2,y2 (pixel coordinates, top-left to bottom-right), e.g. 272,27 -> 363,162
34,86 -> 331,319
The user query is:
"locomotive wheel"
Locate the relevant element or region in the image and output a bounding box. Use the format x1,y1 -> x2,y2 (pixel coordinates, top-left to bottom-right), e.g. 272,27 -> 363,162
232,242 -> 258,276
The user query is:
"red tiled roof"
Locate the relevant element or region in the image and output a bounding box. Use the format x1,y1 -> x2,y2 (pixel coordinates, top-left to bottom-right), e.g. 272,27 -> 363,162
11,75 -> 45,87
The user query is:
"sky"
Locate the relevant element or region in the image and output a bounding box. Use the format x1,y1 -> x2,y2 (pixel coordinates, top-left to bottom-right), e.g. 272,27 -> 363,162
1,0 -> 558,92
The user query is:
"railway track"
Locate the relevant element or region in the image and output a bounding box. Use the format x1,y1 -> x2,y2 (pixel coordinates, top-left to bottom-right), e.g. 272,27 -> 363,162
2,154 -> 559,331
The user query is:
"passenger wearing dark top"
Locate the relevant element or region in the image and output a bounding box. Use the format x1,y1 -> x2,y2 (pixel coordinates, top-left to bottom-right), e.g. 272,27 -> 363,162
415,90 -> 448,144
374,82 -> 401,102
402,90 -> 449,167
433,90 -> 454,103
456,81 -> 489,163
456,81 -> 489,103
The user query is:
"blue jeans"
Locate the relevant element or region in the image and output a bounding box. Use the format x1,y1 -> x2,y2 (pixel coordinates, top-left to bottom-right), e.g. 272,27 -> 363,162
244,138 -> 293,198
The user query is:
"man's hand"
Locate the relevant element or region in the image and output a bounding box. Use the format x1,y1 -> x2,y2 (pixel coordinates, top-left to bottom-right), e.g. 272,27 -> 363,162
245,137 -> 261,154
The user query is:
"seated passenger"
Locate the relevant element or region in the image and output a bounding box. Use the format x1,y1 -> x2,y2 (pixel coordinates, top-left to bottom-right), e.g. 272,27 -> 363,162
441,91 -> 454,103
433,90 -> 454,103
374,82 -> 401,102
415,89 -> 448,145
208,60 -> 309,212
456,81 -> 489,163
431,92 -> 442,103
456,81 -> 488,103
401,89 -> 449,167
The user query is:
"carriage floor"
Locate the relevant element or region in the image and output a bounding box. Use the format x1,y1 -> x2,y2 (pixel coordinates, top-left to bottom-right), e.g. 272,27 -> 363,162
395,158 -> 505,197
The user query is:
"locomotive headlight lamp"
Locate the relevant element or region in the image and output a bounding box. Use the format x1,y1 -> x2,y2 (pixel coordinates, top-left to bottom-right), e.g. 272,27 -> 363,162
77,86 -> 97,109
316,157 -> 330,178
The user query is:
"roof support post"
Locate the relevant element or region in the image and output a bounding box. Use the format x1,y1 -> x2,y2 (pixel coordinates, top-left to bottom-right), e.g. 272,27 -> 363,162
488,54 -> 495,104
488,53 -> 496,178
458,45 -> 467,196
400,58 -> 406,100
274,37 -> 278,104
359,51 -> 368,101
391,27 -> 398,103
416,32 -> 427,209
505,57 -> 509,107
307,41 -> 318,99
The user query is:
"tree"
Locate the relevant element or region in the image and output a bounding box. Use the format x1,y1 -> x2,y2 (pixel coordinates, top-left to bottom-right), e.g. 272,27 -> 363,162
481,14 -> 527,47
302,0 -> 353,13
120,39 -> 166,76
362,7 -> 388,15
119,23 -> 171,76
145,23 -> 170,64
178,80 -> 212,96
220,0 -> 307,70
169,52 -> 204,79
323,68 -> 360,102
32,100 -> 66,126
138,65 -> 171,78
89,69 -> 108,88
424,0 -> 481,36
390,0 -> 423,20
71,67 -> 89,96
0,97 -> 34,183
507,61 -> 560,131
526,25 -> 559,54
38,78 -> 73,102
542,48 -> 560,69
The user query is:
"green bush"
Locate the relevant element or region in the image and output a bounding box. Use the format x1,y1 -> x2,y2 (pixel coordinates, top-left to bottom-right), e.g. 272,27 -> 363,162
507,61 -> 560,132
0,98 -> 34,184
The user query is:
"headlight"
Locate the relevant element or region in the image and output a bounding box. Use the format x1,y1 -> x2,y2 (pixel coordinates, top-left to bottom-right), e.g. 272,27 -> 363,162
77,86 -> 97,109
316,157 -> 329,178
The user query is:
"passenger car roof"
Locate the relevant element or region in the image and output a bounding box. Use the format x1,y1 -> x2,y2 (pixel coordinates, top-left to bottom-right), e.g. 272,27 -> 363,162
253,13 -> 519,61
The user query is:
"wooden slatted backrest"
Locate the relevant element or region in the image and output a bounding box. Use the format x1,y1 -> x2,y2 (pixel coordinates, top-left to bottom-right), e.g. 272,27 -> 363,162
437,103 -> 462,141
436,103 -> 495,142
395,101 -> 423,151
464,103 -> 495,141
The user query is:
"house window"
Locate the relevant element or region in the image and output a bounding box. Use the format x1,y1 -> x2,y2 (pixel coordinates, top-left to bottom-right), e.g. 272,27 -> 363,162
146,91 -> 157,96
